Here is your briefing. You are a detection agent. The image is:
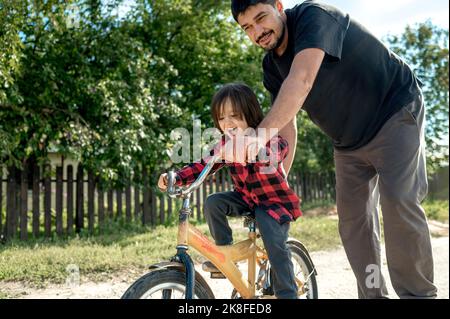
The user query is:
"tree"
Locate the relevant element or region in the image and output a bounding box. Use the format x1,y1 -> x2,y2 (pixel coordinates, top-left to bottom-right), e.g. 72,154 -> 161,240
0,0 -> 265,186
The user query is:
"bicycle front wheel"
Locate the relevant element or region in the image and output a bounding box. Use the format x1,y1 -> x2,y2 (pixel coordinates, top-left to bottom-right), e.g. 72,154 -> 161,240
121,268 -> 215,299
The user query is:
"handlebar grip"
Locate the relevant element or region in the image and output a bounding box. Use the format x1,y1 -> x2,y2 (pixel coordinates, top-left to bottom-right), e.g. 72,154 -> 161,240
166,149 -> 222,198
167,171 -> 179,198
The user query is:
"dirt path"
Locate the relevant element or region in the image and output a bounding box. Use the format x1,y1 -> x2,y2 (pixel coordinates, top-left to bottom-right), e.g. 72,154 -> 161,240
2,235 -> 448,299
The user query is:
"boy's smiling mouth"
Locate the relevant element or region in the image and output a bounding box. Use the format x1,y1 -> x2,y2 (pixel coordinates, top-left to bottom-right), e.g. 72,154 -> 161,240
226,127 -> 238,135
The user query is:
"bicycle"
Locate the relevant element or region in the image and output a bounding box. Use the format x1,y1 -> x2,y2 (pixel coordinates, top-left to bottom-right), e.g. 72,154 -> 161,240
121,154 -> 318,299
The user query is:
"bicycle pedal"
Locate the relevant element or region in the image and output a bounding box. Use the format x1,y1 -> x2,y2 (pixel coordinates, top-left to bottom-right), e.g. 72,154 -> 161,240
210,272 -> 226,279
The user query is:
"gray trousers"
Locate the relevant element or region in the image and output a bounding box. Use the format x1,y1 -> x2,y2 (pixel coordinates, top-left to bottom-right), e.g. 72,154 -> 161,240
203,191 -> 298,299
334,92 -> 437,299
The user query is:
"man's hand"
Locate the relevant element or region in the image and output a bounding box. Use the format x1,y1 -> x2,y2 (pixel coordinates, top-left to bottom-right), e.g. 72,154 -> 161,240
158,173 -> 169,192
221,129 -> 247,164
245,134 -> 267,163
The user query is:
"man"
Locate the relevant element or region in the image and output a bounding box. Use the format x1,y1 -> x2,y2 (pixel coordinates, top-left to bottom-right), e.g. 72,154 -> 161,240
231,0 -> 437,298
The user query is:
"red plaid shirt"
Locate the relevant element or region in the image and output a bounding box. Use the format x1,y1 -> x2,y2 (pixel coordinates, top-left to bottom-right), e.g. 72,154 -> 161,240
175,136 -> 302,224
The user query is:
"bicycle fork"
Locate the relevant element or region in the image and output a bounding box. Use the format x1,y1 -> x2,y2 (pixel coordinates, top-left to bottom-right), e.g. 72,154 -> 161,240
171,196 -> 196,299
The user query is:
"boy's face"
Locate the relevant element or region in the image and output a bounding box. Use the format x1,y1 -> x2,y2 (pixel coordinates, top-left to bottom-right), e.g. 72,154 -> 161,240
218,99 -> 249,136
236,1 -> 286,51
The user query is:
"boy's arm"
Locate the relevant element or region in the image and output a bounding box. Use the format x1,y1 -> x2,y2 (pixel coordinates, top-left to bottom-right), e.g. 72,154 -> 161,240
175,146 -> 225,186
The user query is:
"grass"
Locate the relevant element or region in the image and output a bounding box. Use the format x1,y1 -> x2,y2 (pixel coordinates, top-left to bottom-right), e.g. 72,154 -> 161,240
0,209 -> 339,287
0,199 -> 446,288
423,199 -> 449,223
0,291 -> 9,299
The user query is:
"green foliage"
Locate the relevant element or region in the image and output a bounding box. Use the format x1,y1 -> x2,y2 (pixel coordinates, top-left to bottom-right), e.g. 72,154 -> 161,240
0,0 -> 265,185
0,2 -> 447,179
386,21 -> 449,173
292,112 -> 334,173
423,199 -> 449,223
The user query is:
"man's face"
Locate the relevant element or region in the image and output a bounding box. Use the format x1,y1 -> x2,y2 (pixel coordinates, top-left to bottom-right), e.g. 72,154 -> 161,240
237,2 -> 286,51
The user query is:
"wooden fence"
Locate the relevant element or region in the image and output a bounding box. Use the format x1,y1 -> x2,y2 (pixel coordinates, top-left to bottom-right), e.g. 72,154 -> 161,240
0,164 -> 336,240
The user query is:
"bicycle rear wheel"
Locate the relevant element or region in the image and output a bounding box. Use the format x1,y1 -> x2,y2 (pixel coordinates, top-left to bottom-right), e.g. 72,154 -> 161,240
287,241 -> 318,299
121,268 -> 215,299
261,241 -> 318,299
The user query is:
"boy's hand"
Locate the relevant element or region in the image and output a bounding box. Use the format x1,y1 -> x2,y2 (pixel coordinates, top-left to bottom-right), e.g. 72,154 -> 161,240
158,173 -> 169,192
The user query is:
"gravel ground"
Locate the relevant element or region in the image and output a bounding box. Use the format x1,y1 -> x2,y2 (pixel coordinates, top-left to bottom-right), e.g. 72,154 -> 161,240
2,235 -> 448,299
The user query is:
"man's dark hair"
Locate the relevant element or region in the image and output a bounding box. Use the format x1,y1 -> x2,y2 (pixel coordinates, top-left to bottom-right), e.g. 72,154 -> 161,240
231,0 -> 276,22
211,83 -> 264,132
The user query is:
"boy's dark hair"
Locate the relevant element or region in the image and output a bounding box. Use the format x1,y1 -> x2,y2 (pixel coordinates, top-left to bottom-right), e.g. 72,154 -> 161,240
231,0 -> 276,22
211,83 -> 264,132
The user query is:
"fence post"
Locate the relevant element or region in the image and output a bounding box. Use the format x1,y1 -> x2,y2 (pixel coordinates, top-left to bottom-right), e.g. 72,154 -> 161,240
97,177 -> 104,226
75,164 -> 84,233
319,173 -> 324,200
160,194 -> 165,225
116,188 -> 122,219
167,194 -> 172,222
314,173 -> 319,201
295,172 -> 300,200
106,189 -> 113,219
66,165 -> 74,235
151,187 -> 156,226
55,166 -> 63,236
304,172 -> 309,203
215,174 -> 220,193
208,175 -> 213,198
88,171 -> 95,233
221,170 -> 226,192
5,167 -> 17,239
142,168 -> 150,225
44,165 -> 52,237
288,173 -> 294,194
125,183 -> 132,223
134,184 -> 141,222
31,163 -> 40,237
316,173 -> 320,201
20,164 -> 28,240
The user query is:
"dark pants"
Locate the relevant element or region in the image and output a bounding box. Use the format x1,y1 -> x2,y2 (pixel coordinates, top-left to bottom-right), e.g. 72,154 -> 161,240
334,92 -> 437,299
203,191 -> 298,299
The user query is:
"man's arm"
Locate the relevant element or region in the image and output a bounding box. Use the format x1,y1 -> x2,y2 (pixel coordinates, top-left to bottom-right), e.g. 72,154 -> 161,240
279,118 -> 297,176
259,48 -> 324,140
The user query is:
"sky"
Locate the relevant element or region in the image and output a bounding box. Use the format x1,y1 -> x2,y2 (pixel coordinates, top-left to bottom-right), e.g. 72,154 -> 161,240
116,0 -> 449,39
283,0 -> 449,39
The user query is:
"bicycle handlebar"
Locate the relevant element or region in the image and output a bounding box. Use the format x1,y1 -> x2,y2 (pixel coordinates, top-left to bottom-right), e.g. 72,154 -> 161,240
167,153 -> 221,198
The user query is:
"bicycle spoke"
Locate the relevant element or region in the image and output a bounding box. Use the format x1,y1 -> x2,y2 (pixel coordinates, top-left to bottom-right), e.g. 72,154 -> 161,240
162,289 -> 173,299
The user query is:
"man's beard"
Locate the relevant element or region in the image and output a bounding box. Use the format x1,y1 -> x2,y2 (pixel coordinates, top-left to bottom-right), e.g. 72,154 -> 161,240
264,21 -> 286,52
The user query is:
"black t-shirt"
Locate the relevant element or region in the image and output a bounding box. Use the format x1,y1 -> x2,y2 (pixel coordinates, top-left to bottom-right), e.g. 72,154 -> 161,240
263,0 -> 422,150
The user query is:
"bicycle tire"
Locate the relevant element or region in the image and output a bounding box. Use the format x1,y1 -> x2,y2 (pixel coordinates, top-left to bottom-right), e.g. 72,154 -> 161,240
121,268 -> 215,299
231,242 -> 318,299
287,242 -> 318,299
